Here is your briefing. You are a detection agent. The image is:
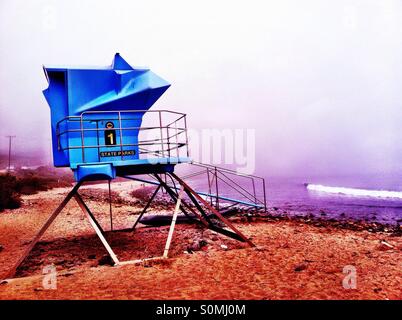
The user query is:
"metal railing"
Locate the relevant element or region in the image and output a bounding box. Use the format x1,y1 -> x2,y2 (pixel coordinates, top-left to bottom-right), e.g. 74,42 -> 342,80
178,162 -> 267,212
56,110 -> 189,163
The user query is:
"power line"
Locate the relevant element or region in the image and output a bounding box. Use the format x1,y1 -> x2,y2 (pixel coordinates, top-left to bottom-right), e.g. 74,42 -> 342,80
5,135 -> 16,171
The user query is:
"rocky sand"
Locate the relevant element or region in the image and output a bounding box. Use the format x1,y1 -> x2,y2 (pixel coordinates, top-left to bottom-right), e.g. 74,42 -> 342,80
0,183 -> 400,300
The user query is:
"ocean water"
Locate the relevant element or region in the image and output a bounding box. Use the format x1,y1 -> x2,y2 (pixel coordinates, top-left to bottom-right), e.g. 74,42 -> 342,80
182,172 -> 402,225
264,174 -> 402,225
9,163 -> 402,225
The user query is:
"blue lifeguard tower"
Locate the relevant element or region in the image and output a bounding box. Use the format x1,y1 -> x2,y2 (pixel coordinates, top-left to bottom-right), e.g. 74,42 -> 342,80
43,53 -> 190,182
6,54 -> 266,278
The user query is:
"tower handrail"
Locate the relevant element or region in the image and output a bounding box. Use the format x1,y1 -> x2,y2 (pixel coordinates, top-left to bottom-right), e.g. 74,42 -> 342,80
180,162 -> 267,212
55,109 -> 189,163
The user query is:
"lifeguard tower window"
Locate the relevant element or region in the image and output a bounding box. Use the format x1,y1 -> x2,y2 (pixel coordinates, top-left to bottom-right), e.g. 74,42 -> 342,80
104,121 -> 116,146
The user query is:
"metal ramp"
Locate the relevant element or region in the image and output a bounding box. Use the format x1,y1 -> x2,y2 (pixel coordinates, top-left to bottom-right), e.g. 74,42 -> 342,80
181,162 -> 266,213
130,161 -> 266,214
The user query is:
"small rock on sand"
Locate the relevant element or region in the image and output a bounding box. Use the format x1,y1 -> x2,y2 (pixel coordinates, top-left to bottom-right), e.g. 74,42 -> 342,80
294,263 -> 308,272
199,239 -> 208,248
187,239 -> 208,252
377,240 -> 394,251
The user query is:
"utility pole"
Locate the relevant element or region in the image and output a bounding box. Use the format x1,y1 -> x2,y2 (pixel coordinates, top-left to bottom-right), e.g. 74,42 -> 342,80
5,135 -> 16,172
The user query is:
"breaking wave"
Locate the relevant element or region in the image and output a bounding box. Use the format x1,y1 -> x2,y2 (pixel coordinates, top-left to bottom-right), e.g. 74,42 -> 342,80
306,184 -> 402,200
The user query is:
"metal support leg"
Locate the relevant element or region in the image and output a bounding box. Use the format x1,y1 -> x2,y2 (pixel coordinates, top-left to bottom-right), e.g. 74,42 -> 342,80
131,185 -> 161,230
170,172 -> 255,247
215,167 -> 219,211
74,193 -> 120,265
4,181 -> 83,279
154,174 -> 209,227
73,193 -> 105,235
163,186 -> 184,258
153,174 -> 187,213
181,185 -> 213,224
108,179 -> 113,231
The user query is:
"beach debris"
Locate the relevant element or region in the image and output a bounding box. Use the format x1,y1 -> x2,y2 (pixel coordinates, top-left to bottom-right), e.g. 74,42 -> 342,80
294,262 -> 308,272
377,240 -> 394,251
220,244 -> 228,250
199,239 -> 209,252
188,240 -> 200,252
199,239 -> 208,247
187,239 -> 208,253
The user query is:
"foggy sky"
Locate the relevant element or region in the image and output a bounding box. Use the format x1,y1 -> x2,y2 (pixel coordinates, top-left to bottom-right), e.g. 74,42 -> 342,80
0,0 -> 401,177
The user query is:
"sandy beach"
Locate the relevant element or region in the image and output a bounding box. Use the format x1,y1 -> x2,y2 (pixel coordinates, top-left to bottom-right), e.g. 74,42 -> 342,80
0,184 -> 400,300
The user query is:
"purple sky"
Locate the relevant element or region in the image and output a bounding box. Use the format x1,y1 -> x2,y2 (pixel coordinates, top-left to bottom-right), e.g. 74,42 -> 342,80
0,0 -> 401,176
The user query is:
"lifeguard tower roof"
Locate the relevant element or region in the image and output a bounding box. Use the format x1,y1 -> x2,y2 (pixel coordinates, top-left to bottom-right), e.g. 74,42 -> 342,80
43,53 -> 171,116
43,53 -> 190,181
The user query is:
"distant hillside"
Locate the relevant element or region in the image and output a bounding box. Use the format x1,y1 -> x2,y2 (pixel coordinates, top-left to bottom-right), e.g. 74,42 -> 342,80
0,153 -> 50,169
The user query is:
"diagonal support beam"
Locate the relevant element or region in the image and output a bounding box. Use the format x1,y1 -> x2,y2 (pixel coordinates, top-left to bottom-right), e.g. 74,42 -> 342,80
122,174 -> 208,227
74,192 -> 106,235
207,224 -> 247,242
181,184 -> 213,224
4,181 -> 83,279
154,174 -> 209,227
170,172 -> 255,247
153,174 -> 191,217
131,184 -> 161,230
108,179 -> 113,231
74,193 -> 120,265
163,186 -> 184,258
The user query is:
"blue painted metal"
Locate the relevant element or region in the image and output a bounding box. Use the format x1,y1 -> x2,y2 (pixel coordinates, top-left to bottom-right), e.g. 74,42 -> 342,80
123,176 -> 266,209
43,53 -> 189,181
